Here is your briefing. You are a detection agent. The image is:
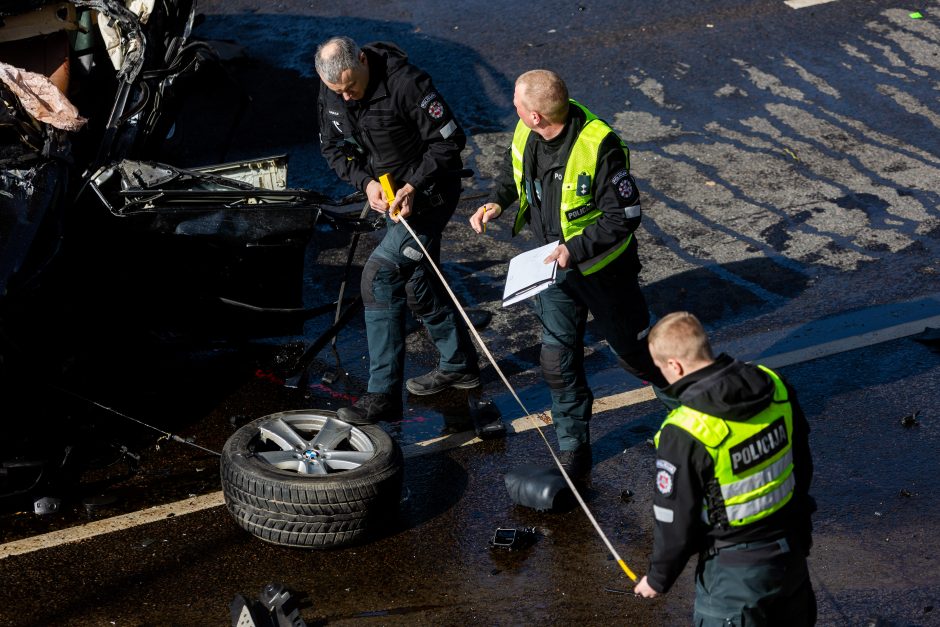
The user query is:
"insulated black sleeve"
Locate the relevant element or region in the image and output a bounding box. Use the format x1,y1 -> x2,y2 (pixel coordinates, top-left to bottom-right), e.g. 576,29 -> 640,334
786,382 -> 813,498
564,133 -> 642,263
646,425 -> 711,594
786,381 -> 816,553
489,144 -> 519,213
399,69 -> 466,192
317,85 -> 372,193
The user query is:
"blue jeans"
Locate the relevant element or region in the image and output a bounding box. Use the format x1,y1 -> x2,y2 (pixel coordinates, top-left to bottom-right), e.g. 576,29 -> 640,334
361,216 -> 477,395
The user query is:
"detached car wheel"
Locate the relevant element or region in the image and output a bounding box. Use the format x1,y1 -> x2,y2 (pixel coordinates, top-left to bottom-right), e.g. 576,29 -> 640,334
220,409 -> 403,548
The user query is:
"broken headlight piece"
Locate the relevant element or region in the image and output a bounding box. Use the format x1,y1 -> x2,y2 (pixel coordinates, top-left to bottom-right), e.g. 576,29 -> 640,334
489,526 -> 537,551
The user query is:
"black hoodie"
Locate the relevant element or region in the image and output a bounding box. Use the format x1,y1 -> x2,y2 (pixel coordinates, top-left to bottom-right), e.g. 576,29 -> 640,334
646,354 -> 814,594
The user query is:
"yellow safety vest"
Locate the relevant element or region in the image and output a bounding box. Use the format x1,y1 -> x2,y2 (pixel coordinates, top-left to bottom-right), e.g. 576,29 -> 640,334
510,100 -> 633,275
654,366 -> 796,527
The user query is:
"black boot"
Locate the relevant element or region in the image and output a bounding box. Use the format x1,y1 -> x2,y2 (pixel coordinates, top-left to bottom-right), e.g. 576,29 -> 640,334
558,443 -> 592,482
405,368 -> 480,396
336,393 -> 401,425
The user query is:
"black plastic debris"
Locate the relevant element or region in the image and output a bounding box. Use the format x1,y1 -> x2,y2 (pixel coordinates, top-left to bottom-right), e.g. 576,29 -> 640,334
901,411 -> 920,428
489,527 -> 537,551
230,583 -> 306,627
504,464 -> 575,512
82,493 -> 119,517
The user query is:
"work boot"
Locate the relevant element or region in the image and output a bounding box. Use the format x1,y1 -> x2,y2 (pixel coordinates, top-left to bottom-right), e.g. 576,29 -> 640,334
405,368 -> 480,396
558,443 -> 592,483
336,393 -> 401,425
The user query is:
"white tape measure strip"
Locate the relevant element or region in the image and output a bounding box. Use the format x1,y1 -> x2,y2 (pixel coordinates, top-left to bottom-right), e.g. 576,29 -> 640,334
397,215 -> 638,581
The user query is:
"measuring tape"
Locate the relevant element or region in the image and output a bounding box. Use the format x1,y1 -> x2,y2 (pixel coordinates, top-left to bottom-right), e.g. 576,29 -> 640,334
383,182 -> 639,581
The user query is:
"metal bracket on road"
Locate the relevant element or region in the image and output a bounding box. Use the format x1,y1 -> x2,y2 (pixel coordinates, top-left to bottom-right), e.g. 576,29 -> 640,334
230,582 -> 306,627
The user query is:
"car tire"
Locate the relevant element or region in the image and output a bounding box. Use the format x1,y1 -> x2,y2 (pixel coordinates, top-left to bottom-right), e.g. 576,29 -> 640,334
220,409 -> 403,548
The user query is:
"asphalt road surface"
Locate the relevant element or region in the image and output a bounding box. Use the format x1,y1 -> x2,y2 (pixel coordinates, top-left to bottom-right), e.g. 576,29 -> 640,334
3,0 -> 940,625
2,332 -> 938,625
178,0 -> 940,406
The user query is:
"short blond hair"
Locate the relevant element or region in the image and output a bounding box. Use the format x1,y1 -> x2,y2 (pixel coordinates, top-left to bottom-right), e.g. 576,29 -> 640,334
516,69 -> 569,123
648,312 -> 714,365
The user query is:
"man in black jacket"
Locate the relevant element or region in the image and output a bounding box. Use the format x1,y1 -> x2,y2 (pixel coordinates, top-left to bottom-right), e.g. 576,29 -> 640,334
634,311 -> 816,626
469,69 -> 670,480
315,37 -> 479,425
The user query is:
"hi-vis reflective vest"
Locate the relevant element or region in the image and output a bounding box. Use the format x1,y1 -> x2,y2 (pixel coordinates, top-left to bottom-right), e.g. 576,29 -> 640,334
510,100 -> 634,276
654,366 -> 796,528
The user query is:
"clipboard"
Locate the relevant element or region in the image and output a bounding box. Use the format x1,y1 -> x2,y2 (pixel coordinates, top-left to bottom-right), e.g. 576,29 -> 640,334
502,241 -> 559,307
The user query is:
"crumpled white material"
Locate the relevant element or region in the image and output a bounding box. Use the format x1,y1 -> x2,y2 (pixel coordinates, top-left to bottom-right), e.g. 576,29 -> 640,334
99,0 -> 154,71
0,62 -> 87,131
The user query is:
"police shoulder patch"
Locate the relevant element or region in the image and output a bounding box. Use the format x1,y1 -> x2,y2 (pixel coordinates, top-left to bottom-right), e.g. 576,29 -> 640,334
656,459 -> 677,474
656,469 -> 674,496
427,101 -> 445,119
614,172 -> 634,199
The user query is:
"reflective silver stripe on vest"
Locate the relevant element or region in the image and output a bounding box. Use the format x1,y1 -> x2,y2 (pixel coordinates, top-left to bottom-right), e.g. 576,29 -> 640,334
511,141 -> 525,197
724,473 -> 795,522
624,204 -> 641,219
720,451 -> 793,500
511,142 -> 524,169
654,505 -> 674,523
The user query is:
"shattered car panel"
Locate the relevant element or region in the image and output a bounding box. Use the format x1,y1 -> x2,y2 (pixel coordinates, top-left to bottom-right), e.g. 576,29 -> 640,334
0,0 -> 199,298
1,0 -> 377,300
89,156 -> 379,243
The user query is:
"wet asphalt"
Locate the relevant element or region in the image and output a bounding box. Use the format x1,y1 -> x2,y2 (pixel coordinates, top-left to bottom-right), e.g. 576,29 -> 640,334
3,0 -> 940,625
2,336 -> 938,626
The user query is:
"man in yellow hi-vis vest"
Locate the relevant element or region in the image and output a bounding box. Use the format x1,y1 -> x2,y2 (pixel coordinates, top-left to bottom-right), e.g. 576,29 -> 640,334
634,312 -> 816,626
470,69 -> 673,481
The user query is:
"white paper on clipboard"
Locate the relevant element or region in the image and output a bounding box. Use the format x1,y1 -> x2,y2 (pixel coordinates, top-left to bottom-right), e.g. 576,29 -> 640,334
502,240 -> 559,307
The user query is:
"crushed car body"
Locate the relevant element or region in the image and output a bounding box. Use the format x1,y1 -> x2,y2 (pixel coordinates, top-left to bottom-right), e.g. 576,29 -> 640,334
0,0 -> 379,506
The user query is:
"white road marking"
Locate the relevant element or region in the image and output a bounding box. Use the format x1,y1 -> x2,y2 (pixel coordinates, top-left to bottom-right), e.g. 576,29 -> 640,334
0,493 -> 224,559
785,0 -> 837,8
2,309 -> 937,560
757,314 -> 940,369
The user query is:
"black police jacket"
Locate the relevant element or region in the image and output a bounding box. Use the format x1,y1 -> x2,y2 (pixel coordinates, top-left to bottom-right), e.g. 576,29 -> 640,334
489,104 -> 642,268
647,354 -> 815,594
317,42 -> 466,198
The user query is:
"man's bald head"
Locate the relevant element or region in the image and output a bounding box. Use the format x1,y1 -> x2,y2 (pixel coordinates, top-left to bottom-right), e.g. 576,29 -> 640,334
648,312 -> 714,371
515,69 -> 569,124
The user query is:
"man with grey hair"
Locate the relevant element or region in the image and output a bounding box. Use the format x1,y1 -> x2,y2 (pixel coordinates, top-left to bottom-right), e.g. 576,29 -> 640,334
469,69 -> 671,481
315,36 -> 479,425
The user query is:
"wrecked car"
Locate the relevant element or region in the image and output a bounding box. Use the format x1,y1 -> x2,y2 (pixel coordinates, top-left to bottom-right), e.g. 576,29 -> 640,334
0,0 -> 383,513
